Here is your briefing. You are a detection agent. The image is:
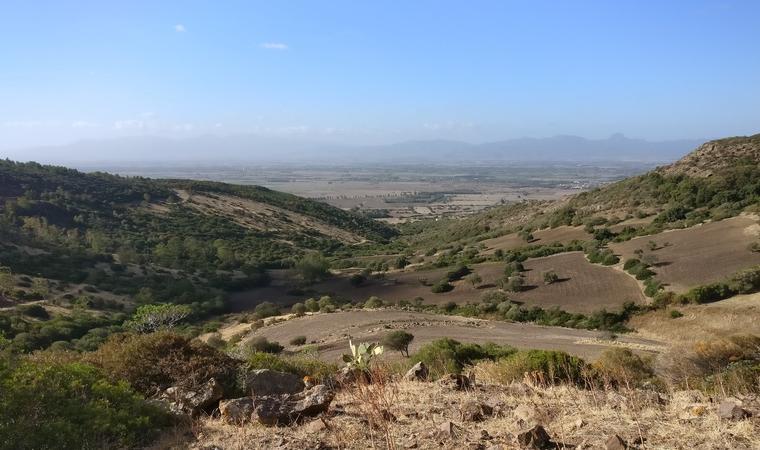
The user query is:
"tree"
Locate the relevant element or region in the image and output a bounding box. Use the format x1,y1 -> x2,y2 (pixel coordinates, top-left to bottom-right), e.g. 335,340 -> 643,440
304,298 -> 319,312
0,266 -> 14,297
127,304 -> 192,333
382,331 -> 415,357
518,230 -> 534,242
291,302 -> 306,317
466,273 -> 483,287
500,275 -> 525,292
349,273 -> 366,287
543,271 -> 559,285
295,254 -> 330,283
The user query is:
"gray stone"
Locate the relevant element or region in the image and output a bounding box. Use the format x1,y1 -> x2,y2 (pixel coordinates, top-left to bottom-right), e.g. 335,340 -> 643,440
253,384 -> 335,426
438,373 -> 471,390
718,398 -> 751,420
403,361 -> 428,381
244,369 -> 304,396
516,425 -> 552,449
161,378 -> 224,416
604,434 -> 627,450
460,400 -> 494,422
219,397 -> 254,424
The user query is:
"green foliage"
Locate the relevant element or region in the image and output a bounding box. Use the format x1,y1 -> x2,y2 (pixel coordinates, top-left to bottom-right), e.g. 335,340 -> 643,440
410,338 -> 516,378
592,348 -> 657,388
126,303 -> 192,333
245,352 -> 337,382
444,265 -> 471,282
478,350 -> 588,386
669,309 -> 684,319
431,280 -> 454,293
289,335 -> 307,346
19,303 -> 49,319
543,271 -> 559,285
245,336 -> 284,354
295,253 -> 330,283
342,339 -> 384,371
364,296 -> 384,308
382,330 -> 415,357
253,301 -> 280,319
88,331 -> 240,396
0,358 -> 171,449
291,302 -> 306,317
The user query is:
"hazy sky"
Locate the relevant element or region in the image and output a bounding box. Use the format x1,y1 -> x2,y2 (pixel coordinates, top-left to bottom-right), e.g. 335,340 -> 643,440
2,0 -> 759,151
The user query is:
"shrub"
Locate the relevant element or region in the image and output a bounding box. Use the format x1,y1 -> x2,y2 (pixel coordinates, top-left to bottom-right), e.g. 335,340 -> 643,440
662,335 -> 760,394
19,303 -> 49,319
87,331 -> 240,396
126,303 -> 192,333
592,348 -> 657,388
289,335 -> 307,346
481,290 -> 510,304
503,261 -> 524,277
669,309 -> 683,319
0,359 -> 172,449
295,253 -> 330,283
291,302 -> 306,317
253,301 -> 280,319
245,352 -> 338,382
382,331 -> 414,357
304,298 -> 319,312
431,280 -> 454,293
245,336 -> 284,354
349,273 -> 366,286
364,296 -> 384,308
474,350 -> 587,386
543,271 -> 559,285
410,338 -> 515,378
445,265 -> 471,282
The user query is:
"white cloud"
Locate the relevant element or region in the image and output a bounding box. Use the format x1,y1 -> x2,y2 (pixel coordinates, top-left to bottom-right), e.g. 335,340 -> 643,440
260,42 -> 288,50
174,24 -> 186,32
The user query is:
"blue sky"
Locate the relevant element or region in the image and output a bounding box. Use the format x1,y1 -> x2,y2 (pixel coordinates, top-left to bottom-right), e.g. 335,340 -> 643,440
1,0 -> 759,150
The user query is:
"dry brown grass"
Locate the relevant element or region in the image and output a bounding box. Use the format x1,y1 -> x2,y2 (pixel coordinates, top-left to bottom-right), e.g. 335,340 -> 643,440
152,378 -> 760,450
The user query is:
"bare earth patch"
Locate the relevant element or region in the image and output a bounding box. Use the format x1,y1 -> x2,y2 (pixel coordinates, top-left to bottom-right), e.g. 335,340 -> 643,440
609,216 -> 760,293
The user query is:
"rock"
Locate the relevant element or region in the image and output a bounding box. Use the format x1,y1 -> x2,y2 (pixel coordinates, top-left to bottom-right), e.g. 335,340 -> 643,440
437,420 -> 459,439
302,418 -> 329,433
604,434 -> 627,450
161,378 -> 224,416
253,384 -> 335,426
513,404 -> 539,427
244,369 -> 304,396
438,373 -> 471,390
460,400 -> 494,422
718,398 -> 751,420
404,361 -> 429,381
219,397 -> 254,424
516,425 -> 552,449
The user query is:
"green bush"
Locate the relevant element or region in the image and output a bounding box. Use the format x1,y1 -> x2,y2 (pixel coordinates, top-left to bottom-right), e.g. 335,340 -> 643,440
0,359 -> 172,449
254,301 -> 280,319
431,280 -> 454,293
364,296 -> 384,308
87,331 -> 240,396
475,349 -> 587,386
19,304 -> 49,319
382,330 -> 414,357
291,302 -> 306,317
592,348 -> 657,388
289,335 -> 307,346
669,309 -> 683,319
410,338 -> 515,378
246,352 -> 337,382
245,336 -> 284,354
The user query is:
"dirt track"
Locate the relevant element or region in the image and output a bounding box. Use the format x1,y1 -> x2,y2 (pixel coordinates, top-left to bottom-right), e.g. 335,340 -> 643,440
253,310 -> 663,362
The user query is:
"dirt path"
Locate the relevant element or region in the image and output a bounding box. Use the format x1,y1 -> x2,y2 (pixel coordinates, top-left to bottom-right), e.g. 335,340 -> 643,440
252,310 -> 664,362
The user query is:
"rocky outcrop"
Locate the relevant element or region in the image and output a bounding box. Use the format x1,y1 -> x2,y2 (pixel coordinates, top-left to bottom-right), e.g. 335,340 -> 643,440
403,362 -> 428,381
244,369 -> 304,396
516,425 -> 553,449
253,384 -> 335,426
160,378 -> 224,416
219,397 -> 255,424
718,398 -> 751,420
437,373 -> 471,390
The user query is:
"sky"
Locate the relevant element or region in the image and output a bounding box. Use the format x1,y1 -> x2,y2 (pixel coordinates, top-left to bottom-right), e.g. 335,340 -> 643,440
1,0 -> 760,152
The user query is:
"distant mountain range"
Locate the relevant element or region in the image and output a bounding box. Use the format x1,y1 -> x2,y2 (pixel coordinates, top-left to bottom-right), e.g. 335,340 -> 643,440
7,133 -> 707,164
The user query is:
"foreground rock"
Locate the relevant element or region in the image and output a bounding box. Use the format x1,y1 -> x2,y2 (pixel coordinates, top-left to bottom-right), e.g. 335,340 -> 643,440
253,384 -> 335,426
605,434 -> 627,450
161,378 -> 224,416
516,425 -> 553,449
438,373 -> 471,390
718,398 -> 751,420
219,397 -> 255,424
244,369 -> 304,396
404,362 -> 429,381
460,400 -> 493,422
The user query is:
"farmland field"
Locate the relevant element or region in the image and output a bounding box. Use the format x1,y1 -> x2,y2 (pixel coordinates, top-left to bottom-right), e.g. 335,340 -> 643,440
480,225 -> 592,255
609,215 -> 760,292
245,310 -> 663,362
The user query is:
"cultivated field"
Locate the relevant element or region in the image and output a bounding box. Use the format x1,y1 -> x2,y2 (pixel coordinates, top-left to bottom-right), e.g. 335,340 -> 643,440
609,215 -> 760,292
245,310 -> 662,362
481,226 -> 592,255
230,253 -> 644,314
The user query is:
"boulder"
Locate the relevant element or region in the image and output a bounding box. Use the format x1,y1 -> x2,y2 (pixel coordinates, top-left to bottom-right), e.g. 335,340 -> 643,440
244,369 -> 304,396
438,373 -> 471,390
219,397 -> 255,424
460,400 -> 494,422
253,384 -> 335,426
718,398 -> 751,420
404,362 -> 429,381
516,425 -> 552,449
605,434 -> 627,450
436,420 -> 459,439
161,378 -> 224,416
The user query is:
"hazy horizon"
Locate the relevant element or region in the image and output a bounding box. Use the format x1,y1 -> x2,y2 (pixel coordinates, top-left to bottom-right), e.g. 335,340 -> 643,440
2,1 -> 760,159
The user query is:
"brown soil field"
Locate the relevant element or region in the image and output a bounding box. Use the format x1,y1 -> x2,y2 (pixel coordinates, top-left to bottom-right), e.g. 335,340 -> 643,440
230,253 -> 643,315
481,226 -> 592,255
630,291 -> 760,344
505,252 -> 645,313
247,310 -> 662,362
609,215 -> 760,293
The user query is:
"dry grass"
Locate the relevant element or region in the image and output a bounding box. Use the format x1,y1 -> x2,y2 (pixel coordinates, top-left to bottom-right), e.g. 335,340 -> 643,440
152,378 -> 760,450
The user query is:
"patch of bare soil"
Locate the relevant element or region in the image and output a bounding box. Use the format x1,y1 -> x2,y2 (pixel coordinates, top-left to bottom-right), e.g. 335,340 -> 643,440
246,310 -> 661,362
609,216 -> 760,293
481,225 -> 592,255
